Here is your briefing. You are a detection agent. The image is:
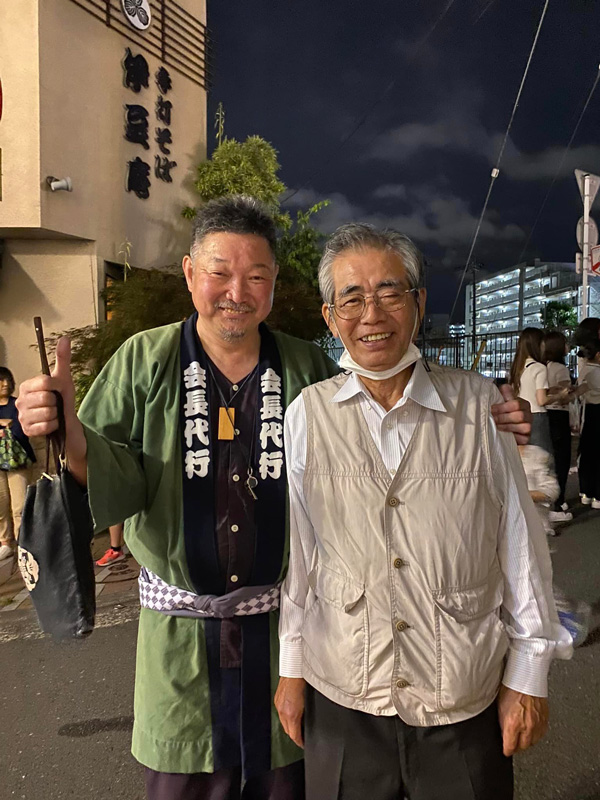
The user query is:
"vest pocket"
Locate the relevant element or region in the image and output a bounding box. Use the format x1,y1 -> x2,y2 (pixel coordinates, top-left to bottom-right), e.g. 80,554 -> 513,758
302,563 -> 369,698
431,575 -> 508,711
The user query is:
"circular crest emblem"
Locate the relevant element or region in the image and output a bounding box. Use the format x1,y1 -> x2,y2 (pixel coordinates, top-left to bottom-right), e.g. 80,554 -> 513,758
120,0 -> 152,31
18,546 -> 39,592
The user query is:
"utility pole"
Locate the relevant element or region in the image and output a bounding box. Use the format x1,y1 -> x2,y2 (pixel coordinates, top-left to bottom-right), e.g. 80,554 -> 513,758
470,262 -> 481,360
583,173 -> 591,319
575,169 -> 600,320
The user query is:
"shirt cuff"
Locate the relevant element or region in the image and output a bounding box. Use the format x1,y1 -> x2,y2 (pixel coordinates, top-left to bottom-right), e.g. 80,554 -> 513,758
279,641 -> 304,678
502,648 -> 552,697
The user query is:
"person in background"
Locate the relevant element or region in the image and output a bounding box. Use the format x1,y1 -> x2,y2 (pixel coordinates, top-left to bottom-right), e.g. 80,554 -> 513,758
510,328 -> 552,453
0,367 -> 36,561
573,318 -> 600,509
543,332 -> 574,523
518,442 -> 590,646
96,522 -> 126,567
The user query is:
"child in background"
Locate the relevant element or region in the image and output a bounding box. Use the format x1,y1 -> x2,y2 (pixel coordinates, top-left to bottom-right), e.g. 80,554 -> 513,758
518,444 -> 559,535
518,443 -> 590,646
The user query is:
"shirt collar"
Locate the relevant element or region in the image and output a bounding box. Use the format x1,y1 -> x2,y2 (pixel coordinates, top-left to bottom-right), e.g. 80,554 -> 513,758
331,359 -> 446,413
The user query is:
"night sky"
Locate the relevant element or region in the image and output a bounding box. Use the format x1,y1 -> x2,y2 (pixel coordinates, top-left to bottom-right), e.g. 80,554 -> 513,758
206,0 -> 600,319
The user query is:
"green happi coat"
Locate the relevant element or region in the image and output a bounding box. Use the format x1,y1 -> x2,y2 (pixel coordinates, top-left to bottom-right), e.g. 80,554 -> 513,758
78,321 -> 339,774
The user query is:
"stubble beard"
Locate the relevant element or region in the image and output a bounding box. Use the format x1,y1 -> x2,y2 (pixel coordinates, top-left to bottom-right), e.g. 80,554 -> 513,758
219,326 -> 247,342
215,301 -> 255,343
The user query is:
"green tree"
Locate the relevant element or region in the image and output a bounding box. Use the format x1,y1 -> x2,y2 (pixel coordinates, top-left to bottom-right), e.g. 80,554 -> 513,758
544,301 -> 578,332
53,111 -> 332,403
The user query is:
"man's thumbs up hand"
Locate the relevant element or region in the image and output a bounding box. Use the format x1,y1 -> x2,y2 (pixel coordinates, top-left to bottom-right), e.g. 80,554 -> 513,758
16,336 -> 76,438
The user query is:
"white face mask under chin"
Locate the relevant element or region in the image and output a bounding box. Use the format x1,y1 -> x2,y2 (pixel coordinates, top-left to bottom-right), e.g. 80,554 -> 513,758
336,309 -> 422,381
339,342 -> 422,380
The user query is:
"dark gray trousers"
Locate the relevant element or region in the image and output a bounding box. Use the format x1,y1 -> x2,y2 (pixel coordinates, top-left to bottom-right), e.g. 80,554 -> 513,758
144,760 -> 304,800
304,687 -> 513,800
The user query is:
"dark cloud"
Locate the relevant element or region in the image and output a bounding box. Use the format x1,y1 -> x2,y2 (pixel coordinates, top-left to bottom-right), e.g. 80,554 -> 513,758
207,0 -> 600,316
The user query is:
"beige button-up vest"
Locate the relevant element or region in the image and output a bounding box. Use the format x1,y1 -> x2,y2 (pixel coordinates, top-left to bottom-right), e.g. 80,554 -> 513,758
301,365 -> 508,726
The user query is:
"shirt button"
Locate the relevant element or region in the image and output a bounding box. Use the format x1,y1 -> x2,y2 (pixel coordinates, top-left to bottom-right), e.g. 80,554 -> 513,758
393,558 -> 406,569
230,575 -> 239,583
232,384 -> 239,391
388,497 -> 399,507
390,468 -> 397,476
386,422 -> 393,429
232,474 -> 240,482
396,679 -> 411,689
231,525 -> 239,533
396,620 -> 409,632
234,428 -> 240,435
402,411 -> 409,417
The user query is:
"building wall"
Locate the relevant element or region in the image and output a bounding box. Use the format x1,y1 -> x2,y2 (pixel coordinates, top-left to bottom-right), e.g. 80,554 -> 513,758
38,0 -> 207,268
0,239 -> 100,385
0,0 -> 207,383
0,0 -> 42,228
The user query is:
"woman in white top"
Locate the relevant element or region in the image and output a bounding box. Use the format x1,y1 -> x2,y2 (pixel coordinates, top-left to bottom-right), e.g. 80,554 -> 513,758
542,332 -> 574,522
510,327 -> 552,453
573,318 -> 600,508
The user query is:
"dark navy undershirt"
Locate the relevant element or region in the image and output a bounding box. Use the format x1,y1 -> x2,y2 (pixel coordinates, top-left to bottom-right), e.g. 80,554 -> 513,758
207,358 -> 258,668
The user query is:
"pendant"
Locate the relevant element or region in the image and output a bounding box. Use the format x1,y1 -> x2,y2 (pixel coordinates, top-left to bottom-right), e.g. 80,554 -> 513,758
246,469 -> 258,500
218,407 -> 235,440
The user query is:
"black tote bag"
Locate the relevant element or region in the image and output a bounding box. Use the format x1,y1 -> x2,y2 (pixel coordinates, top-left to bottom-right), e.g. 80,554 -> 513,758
17,317 -> 96,639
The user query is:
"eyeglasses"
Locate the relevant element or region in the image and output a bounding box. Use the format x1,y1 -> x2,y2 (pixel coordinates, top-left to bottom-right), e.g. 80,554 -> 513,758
329,288 -> 418,320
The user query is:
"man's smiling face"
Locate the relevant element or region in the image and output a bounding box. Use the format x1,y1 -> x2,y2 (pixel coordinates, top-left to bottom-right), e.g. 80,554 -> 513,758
183,232 -> 278,342
323,246 -> 426,372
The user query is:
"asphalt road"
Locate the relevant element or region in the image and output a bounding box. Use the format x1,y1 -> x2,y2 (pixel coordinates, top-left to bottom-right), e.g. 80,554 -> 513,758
0,505 -> 598,800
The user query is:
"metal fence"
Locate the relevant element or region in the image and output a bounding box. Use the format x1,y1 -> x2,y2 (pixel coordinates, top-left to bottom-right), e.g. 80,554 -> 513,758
69,0 -> 212,89
328,330 -> 579,380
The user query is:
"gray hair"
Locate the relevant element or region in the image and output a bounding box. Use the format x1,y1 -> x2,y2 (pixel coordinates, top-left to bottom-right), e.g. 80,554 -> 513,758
318,223 -> 424,304
190,195 -> 278,260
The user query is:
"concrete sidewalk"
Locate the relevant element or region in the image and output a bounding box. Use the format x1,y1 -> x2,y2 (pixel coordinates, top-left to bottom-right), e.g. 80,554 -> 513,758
0,529 -> 140,614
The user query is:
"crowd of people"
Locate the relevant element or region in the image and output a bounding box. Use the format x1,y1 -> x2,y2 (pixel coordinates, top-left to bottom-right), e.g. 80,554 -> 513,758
509,321 -> 600,530
7,194 -> 598,800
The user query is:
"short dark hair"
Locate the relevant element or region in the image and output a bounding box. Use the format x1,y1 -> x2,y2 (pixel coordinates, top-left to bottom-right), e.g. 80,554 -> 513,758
573,317 -> 600,360
190,195 -> 278,259
543,330 -> 567,364
0,367 -> 15,395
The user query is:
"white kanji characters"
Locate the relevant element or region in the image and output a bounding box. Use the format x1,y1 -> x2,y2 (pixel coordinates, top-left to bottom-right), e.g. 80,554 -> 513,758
259,450 -> 284,480
259,421 -> 283,450
185,449 -> 210,479
260,394 -> 283,421
260,368 -> 282,395
184,389 -> 208,418
183,362 -> 207,390
184,417 -> 209,448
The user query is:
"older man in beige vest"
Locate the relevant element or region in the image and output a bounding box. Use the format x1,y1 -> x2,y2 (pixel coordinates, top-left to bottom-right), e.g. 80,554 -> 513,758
274,224 -> 572,800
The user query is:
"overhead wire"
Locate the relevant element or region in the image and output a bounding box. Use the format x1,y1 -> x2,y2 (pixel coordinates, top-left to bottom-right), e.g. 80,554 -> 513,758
517,64 -> 600,263
281,0 -> 458,205
449,0 -> 550,322
474,0 -> 497,25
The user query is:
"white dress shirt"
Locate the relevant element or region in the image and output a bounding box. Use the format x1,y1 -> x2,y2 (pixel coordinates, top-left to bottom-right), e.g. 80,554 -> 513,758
281,361 -> 572,701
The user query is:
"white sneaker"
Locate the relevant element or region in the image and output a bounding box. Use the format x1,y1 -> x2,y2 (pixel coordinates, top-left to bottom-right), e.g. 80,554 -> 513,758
581,494 -> 592,505
549,510 -> 573,523
592,499 -> 600,510
0,544 -> 13,561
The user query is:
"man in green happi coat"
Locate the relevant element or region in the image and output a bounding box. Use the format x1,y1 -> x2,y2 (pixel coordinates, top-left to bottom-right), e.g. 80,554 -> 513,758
17,196 -> 531,800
